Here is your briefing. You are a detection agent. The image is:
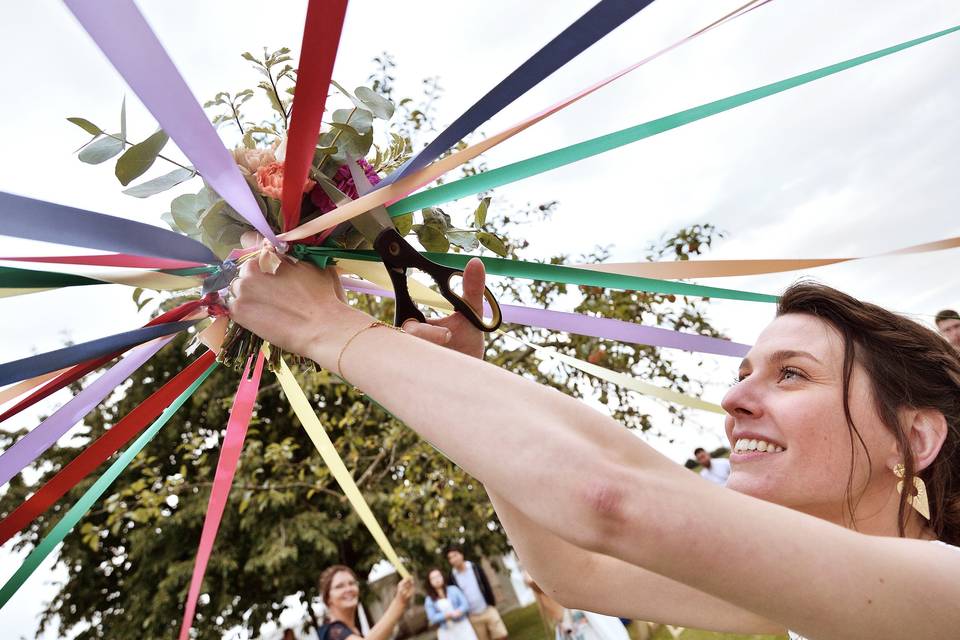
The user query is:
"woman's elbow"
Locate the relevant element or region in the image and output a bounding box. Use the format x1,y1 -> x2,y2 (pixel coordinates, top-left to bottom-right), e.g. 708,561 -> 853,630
572,471 -> 639,553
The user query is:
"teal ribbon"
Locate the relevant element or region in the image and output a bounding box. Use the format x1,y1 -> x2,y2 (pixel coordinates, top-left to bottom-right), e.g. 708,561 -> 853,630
292,245 -> 776,303
386,24 -> 960,216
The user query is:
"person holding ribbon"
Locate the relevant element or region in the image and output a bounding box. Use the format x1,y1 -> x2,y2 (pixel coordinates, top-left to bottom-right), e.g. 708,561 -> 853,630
228,253 -> 960,639
316,564 -> 414,640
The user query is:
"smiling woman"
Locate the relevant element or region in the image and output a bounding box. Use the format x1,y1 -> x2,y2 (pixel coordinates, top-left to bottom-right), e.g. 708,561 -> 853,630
317,565 -> 414,640
228,255 -> 960,639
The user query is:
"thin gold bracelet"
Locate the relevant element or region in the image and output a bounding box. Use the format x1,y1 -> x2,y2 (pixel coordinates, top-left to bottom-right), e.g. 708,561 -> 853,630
336,321 -> 403,378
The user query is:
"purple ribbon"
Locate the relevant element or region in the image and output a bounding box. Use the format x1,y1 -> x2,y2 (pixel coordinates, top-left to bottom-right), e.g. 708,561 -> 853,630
341,279 -> 749,357
63,0 -> 279,245
0,336 -> 173,488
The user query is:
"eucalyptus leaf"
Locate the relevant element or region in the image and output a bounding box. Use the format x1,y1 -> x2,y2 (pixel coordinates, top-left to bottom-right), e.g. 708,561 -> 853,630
122,167 -> 196,198
473,197 -> 490,227
170,193 -> 202,236
199,199 -> 248,258
477,231 -> 508,257
446,230 -> 479,252
332,108 -> 373,135
326,124 -> 373,164
415,224 -> 449,253
66,117 -> 102,136
355,86 -> 395,120
330,79 -> 366,110
422,207 -> 452,230
159,211 -> 178,232
78,135 -> 124,164
115,130 -> 169,186
393,212 -> 414,237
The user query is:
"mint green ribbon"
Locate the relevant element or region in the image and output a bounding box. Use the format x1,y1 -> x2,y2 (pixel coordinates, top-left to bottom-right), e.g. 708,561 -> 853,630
293,246 -> 777,303
386,24 -> 960,216
0,362 -> 217,607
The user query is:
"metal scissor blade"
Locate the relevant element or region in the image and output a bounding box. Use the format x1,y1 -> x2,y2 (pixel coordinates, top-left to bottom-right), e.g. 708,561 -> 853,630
346,159 -> 396,242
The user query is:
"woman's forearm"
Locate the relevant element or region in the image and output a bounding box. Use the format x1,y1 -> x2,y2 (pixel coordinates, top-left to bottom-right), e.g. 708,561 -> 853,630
367,598 -> 407,640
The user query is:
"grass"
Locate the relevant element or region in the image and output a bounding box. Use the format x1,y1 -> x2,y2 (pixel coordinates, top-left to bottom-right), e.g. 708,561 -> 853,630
502,604 -> 786,640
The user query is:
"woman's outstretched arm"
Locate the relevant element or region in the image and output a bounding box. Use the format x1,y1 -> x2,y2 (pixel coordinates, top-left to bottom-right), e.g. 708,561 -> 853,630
229,259 -> 960,640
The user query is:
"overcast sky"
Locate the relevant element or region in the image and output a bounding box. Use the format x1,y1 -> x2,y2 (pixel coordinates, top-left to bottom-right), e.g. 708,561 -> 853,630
2,0 -> 960,637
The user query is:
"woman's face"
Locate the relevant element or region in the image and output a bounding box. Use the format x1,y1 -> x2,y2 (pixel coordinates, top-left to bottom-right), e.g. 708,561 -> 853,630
429,570 -> 445,590
327,570 -> 360,610
722,313 -> 896,519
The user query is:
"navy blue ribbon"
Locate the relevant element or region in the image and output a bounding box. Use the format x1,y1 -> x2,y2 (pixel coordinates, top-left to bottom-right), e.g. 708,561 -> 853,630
376,0 -> 654,187
0,320 -> 200,387
0,192 -> 219,265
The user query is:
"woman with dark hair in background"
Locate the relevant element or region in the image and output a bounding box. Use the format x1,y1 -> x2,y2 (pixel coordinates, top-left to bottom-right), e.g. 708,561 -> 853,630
316,564 -> 413,640
230,252 -> 960,639
424,567 -> 478,640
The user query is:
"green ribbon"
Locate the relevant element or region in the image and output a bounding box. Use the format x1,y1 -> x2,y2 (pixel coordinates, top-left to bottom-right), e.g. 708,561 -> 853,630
386,24 -> 960,216
293,246 -> 776,303
0,265 -> 106,288
0,362 -> 217,607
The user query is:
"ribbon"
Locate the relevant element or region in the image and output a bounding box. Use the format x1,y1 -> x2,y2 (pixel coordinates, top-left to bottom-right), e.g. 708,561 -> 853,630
0,288 -> 55,299
0,370 -> 68,408
0,362 -> 217,608
502,332 -> 725,414
297,247 -> 776,303
0,253 -> 205,270
0,334 -> 184,488
280,0 -> 769,242
0,300 -> 205,424
281,0 -> 349,231
178,350 -> 265,640
0,192 -> 218,265
0,352 -> 217,546
0,262 -> 200,291
275,359 -> 410,578
334,262 -> 724,413
0,319 -> 199,388
62,0 -> 279,245
340,275 -> 749,358
386,24 -> 960,216
572,235 -> 960,279
377,0 -> 654,186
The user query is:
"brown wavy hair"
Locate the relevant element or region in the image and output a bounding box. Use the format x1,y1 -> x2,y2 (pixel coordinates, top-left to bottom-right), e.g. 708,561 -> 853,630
319,564 -> 359,606
777,282 -> 960,543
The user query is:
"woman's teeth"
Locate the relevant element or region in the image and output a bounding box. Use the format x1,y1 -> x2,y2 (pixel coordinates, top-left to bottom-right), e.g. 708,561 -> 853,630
734,438 -> 784,453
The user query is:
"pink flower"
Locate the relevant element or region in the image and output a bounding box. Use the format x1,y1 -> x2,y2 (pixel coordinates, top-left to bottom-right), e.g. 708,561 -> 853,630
310,159 -> 381,212
254,161 -> 315,201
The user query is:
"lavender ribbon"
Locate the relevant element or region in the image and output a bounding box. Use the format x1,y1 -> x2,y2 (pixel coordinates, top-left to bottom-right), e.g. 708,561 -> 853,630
341,280 -> 749,357
0,337 -> 173,487
63,0 -> 279,245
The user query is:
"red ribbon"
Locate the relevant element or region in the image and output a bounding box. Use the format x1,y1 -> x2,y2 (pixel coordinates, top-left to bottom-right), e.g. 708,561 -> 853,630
280,0 -> 349,232
0,254 -> 204,269
0,351 -> 216,546
0,300 -> 204,424
178,351 -> 265,640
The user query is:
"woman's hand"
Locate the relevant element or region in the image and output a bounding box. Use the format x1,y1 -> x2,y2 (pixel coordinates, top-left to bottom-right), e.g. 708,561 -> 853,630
401,258 -> 487,360
394,577 -> 414,606
228,233 -> 371,364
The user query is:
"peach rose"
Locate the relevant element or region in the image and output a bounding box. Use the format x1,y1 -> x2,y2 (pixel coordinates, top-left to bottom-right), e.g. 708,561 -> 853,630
231,147 -> 277,176
254,161 -> 316,200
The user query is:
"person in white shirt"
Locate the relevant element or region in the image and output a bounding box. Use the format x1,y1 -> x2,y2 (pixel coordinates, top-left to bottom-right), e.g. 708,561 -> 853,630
694,448 -> 731,486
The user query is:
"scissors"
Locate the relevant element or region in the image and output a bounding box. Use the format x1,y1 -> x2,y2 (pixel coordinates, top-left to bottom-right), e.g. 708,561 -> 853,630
337,159 -> 502,333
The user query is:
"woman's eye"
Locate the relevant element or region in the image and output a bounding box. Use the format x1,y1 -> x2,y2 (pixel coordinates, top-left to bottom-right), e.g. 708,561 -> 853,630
779,367 -> 805,382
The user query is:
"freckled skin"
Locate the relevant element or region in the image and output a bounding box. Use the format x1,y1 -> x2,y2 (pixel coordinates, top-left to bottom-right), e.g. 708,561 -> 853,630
722,314 -> 898,523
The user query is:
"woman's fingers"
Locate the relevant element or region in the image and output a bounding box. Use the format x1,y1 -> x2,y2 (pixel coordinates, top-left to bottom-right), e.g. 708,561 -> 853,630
402,320 -> 452,345
462,257 -> 486,313
240,230 -> 264,249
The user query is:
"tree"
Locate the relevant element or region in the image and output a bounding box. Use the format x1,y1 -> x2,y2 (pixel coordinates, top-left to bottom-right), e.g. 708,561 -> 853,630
0,55 -> 728,639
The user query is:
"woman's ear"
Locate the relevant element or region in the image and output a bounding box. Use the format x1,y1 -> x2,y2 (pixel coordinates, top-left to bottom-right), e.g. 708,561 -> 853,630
890,408 -> 948,472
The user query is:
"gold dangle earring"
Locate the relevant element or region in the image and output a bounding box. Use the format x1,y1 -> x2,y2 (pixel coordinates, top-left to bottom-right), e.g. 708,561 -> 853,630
894,463 -> 930,520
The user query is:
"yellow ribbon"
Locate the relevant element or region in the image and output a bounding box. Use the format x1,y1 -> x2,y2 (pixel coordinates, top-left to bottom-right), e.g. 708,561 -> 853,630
336,260 -> 722,414
275,358 -> 410,578
0,287 -> 56,299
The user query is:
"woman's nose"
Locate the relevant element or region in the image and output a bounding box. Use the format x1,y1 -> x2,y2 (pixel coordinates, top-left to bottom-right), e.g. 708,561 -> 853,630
721,375 -> 763,418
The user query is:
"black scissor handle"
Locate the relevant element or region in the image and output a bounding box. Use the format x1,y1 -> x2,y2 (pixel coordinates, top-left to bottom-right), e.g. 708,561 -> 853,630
374,228 -> 503,333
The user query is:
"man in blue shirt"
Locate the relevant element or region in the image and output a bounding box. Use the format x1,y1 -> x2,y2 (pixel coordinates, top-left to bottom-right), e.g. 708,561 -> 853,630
447,546 -> 509,640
